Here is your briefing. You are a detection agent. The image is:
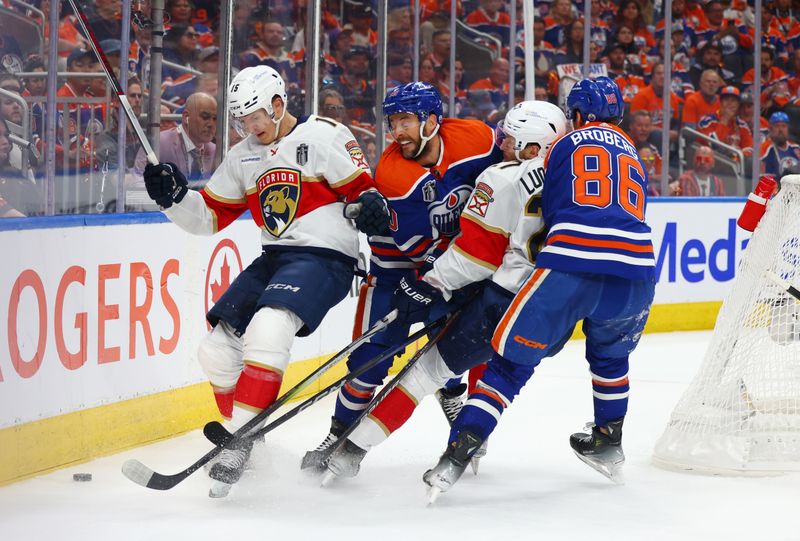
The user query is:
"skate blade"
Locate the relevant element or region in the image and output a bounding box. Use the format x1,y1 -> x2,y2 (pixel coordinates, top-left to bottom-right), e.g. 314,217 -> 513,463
208,480 -> 233,498
320,470 -> 337,487
470,457 -> 480,475
573,451 -> 625,485
426,486 -> 442,506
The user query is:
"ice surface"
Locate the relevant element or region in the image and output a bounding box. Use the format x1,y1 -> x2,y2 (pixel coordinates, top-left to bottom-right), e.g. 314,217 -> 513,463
2,331 -> 799,541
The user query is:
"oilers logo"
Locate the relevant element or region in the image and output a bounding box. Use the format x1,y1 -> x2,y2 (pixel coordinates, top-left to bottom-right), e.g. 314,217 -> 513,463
257,167 -> 301,237
428,186 -> 472,236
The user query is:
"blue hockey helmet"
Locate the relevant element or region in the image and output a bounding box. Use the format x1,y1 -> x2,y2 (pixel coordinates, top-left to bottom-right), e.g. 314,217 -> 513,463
594,76 -> 625,124
566,77 -> 624,124
383,82 -> 444,125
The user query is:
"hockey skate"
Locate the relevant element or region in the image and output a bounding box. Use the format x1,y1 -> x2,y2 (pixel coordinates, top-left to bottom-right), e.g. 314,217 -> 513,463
469,439 -> 489,474
435,383 -> 467,425
320,439 -> 368,487
569,418 -> 625,485
302,417 -> 346,473
423,430 -> 483,504
208,439 -> 254,498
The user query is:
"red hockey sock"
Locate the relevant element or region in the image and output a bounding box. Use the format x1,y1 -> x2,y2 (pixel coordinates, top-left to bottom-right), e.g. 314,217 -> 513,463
234,363 -> 282,411
468,363 -> 488,394
369,386 -> 418,434
212,385 -> 235,420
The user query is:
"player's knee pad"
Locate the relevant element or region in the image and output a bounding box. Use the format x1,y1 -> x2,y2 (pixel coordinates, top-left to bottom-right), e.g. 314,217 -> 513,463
242,306 -> 303,374
197,321 -> 243,388
400,347 -> 457,402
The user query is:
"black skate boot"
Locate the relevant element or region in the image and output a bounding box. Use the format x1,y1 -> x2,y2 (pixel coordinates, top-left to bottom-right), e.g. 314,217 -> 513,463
569,417 -> 625,484
423,430 -> 483,504
435,383 -> 467,425
208,438 -> 254,498
321,439 -> 368,486
302,417 -> 347,472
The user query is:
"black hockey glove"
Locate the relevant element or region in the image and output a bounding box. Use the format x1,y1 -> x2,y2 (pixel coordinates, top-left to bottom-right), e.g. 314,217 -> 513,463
392,276 -> 443,324
418,247 -> 446,277
143,162 -> 188,209
344,190 -> 391,236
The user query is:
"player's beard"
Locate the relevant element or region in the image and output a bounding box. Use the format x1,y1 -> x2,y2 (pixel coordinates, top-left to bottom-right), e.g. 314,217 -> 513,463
399,138 -> 421,159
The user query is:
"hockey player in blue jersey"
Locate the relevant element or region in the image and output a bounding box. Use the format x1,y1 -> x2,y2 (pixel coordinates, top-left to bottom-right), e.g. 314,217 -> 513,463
302,82 -> 503,471
423,77 -> 657,500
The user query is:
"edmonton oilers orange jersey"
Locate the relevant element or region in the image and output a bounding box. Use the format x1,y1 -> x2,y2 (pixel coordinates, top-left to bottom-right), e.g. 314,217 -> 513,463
369,118 -> 502,279
539,122 -> 655,281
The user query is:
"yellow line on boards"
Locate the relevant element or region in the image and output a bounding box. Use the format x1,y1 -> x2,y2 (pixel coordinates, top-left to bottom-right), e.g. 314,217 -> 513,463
0,301 -> 719,486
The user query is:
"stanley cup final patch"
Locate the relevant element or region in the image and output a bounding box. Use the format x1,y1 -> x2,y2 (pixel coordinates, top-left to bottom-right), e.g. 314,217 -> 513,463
296,143 -> 308,166
256,168 -> 302,237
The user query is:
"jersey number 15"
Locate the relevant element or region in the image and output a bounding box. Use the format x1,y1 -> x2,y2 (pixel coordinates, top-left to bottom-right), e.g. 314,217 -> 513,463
571,145 -> 646,221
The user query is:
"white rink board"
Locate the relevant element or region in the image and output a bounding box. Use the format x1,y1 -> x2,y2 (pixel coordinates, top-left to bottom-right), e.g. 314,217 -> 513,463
0,198 -> 747,429
0,218 -> 362,429
647,198 -> 750,303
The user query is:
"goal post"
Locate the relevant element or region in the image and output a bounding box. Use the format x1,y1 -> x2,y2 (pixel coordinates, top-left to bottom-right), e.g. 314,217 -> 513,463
653,176 -> 800,474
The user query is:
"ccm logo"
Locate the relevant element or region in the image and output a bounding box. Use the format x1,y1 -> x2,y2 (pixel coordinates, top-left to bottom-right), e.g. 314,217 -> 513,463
266,283 -> 300,292
513,335 -> 548,349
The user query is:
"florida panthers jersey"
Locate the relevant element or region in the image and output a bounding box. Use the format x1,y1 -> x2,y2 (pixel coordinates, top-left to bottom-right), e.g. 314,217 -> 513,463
368,118 -> 502,279
163,115 -> 375,261
423,157 -> 548,297
538,122 -> 655,280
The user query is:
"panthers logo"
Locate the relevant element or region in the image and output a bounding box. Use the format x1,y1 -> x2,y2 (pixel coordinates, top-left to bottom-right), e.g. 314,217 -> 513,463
256,168 -> 301,237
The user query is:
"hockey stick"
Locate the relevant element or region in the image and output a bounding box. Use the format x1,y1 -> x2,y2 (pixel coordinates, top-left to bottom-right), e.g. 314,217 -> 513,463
65,0 -> 158,166
766,271 -> 800,301
121,310 -> 441,490
319,306 -> 466,486
202,309 -> 457,447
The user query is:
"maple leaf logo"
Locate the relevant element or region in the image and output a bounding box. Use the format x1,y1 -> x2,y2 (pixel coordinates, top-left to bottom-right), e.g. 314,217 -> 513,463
210,255 -> 232,304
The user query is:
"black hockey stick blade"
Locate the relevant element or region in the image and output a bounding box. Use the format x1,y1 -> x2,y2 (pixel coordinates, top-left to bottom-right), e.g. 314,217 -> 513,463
122,310 -> 397,491
122,443 -> 222,490
202,313 -> 446,447
766,270 -> 800,301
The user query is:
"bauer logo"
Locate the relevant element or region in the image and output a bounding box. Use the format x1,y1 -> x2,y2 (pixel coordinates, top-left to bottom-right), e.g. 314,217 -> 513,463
205,238 -> 244,323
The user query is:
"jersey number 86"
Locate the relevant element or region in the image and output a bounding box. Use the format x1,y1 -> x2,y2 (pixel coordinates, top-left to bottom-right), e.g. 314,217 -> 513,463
571,145 -> 646,221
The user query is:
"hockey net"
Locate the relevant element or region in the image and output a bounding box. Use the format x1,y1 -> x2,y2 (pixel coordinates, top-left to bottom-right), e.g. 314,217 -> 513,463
653,176 -> 800,474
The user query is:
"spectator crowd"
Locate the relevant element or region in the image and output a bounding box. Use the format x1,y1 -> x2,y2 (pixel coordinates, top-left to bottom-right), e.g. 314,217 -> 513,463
1,0 -> 798,216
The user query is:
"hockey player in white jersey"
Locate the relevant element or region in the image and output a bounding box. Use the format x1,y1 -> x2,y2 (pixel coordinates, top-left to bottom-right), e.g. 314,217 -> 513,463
142,65 -> 389,497
323,100 -> 568,485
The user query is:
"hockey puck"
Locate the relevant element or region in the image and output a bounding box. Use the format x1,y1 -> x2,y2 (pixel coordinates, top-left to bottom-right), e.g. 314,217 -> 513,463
73,473 -> 92,482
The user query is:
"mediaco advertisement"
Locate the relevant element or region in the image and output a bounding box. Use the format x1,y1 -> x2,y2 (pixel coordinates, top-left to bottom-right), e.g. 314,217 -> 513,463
0,199 -> 751,455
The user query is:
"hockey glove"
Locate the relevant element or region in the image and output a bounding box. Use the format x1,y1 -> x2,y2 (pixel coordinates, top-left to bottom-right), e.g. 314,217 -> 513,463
143,162 -> 189,209
344,190 -> 391,236
418,247 -> 447,277
392,277 -> 443,323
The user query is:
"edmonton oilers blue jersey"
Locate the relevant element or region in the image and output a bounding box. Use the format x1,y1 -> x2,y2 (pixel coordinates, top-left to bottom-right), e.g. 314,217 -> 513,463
537,122 -> 655,281
369,118 -> 502,280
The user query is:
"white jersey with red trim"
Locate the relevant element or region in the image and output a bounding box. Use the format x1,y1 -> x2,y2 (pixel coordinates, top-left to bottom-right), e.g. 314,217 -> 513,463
423,157 -> 547,297
163,115 -> 375,260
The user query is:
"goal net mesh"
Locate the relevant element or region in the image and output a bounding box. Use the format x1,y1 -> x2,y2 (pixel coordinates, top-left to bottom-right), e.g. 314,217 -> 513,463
653,176 -> 800,473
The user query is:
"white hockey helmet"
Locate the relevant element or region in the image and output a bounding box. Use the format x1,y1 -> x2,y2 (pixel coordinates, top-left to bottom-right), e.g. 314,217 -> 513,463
228,65 -> 288,136
499,100 -> 569,161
